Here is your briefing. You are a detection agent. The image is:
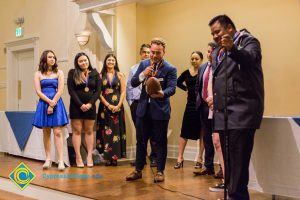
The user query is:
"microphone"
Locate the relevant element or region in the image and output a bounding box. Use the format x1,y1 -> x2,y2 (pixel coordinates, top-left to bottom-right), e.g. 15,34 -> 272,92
144,62 -> 156,85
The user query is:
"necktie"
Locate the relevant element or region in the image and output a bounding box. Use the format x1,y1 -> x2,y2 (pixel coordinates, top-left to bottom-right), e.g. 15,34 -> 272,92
202,63 -> 211,101
217,47 -> 225,63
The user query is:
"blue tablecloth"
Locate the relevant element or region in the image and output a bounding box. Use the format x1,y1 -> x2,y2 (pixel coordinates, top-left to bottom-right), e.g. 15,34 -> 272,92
293,117 -> 300,126
5,111 -> 35,151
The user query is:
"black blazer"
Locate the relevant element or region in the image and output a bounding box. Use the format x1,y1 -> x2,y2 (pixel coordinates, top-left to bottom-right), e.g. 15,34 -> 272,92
212,29 -> 264,131
67,68 -> 101,107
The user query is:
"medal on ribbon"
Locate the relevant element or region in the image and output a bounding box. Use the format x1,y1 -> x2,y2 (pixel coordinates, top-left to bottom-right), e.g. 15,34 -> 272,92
84,72 -> 90,92
151,60 -> 163,77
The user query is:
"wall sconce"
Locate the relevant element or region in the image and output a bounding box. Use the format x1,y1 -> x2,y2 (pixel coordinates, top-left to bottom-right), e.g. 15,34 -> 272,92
75,30 -> 91,46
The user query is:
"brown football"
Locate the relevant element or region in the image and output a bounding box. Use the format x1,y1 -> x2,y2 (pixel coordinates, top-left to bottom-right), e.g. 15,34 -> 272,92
146,77 -> 162,95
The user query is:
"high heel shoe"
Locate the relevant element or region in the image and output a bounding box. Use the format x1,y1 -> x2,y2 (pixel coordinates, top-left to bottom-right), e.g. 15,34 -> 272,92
43,159 -> 52,169
105,159 -> 118,166
76,158 -> 84,168
194,162 -> 202,169
58,160 -> 65,171
105,160 -> 112,166
174,160 -> 184,169
87,157 -> 94,167
111,159 -> 117,166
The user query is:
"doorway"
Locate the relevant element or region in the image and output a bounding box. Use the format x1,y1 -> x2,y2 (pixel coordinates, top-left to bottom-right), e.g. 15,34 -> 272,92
16,50 -> 35,111
5,37 -> 39,111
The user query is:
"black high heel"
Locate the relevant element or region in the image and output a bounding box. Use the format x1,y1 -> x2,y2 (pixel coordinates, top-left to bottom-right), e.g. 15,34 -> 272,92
194,162 -> 202,169
105,160 -> 112,166
111,159 -> 117,166
174,160 -> 184,169
106,159 -> 118,166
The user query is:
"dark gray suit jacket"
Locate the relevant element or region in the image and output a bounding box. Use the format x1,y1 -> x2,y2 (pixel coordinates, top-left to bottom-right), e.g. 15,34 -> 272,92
195,62 -> 210,110
212,29 -> 264,131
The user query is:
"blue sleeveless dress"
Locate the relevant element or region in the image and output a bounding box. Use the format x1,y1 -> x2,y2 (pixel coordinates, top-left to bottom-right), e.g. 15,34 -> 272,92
32,79 -> 69,128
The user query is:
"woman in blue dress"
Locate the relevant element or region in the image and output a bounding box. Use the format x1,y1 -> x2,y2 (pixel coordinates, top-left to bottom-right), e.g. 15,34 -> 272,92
32,50 -> 69,171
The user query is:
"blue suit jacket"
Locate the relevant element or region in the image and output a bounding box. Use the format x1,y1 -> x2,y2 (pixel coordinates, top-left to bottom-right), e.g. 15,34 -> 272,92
131,59 -> 177,120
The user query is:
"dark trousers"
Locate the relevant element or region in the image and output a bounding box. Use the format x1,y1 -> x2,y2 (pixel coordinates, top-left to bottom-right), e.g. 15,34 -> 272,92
200,102 -> 215,170
135,107 -> 169,172
219,129 -> 255,200
130,100 -> 157,160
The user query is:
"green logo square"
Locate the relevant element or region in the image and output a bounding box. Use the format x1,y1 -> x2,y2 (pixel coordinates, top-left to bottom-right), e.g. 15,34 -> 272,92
9,162 -> 36,190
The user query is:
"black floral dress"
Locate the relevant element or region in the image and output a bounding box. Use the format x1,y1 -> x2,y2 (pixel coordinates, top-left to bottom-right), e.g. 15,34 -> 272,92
96,72 -> 126,161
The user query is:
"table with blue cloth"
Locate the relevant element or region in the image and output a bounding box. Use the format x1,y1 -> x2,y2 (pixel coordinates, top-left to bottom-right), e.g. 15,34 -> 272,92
0,111 -> 70,166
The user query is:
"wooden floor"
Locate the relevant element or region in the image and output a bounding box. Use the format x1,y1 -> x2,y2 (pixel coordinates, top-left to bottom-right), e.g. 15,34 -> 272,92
0,153 -> 277,200
0,189 -> 36,200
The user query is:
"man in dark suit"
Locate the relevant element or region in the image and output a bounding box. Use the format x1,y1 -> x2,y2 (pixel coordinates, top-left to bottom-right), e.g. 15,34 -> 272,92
126,38 -> 177,182
193,42 -> 216,176
209,15 -> 264,200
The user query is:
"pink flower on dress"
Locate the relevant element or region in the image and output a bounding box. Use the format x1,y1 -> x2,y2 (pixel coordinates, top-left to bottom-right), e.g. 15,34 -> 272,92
112,155 -> 118,160
104,143 -> 109,152
112,115 -> 119,124
105,128 -> 112,135
96,139 -> 100,144
104,89 -> 110,95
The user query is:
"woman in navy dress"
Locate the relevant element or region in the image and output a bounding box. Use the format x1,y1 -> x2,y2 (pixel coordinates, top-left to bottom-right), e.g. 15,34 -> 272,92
96,53 -> 126,166
32,50 -> 68,171
174,51 -> 204,169
67,52 -> 101,168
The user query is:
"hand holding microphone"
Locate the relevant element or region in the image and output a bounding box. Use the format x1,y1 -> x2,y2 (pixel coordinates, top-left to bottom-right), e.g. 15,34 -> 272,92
143,65 -> 154,77
221,34 -> 233,50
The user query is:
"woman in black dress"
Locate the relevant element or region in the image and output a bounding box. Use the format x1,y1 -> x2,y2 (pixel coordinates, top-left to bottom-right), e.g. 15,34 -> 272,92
174,51 -> 204,169
67,52 -> 101,167
96,53 -> 126,166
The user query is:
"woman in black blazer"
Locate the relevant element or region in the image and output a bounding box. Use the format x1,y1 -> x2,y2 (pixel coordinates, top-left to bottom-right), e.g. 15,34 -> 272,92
67,52 -> 101,167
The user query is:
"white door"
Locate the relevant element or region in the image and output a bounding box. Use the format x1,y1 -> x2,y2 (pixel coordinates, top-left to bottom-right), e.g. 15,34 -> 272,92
17,50 -> 36,111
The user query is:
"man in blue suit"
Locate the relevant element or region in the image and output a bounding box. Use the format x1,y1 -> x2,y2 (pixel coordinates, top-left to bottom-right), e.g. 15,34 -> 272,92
126,38 -> 177,182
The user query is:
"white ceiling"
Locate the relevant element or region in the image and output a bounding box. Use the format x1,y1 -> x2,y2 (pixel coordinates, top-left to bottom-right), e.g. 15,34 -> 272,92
73,0 -> 174,12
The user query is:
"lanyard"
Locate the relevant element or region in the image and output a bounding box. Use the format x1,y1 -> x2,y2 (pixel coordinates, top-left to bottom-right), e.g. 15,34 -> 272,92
83,71 -> 90,92
106,71 -> 116,87
151,59 -> 163,77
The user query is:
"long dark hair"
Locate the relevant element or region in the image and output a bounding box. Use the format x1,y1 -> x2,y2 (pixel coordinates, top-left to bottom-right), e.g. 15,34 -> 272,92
100,53 -> 120,75
191,51 -> 203,60
73,52 -> 93,85
38,50 -> 58,74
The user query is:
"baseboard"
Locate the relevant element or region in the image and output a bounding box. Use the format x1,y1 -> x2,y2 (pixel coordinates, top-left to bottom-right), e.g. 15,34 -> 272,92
125,145 -> 200,162
167,144 -> 200,161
